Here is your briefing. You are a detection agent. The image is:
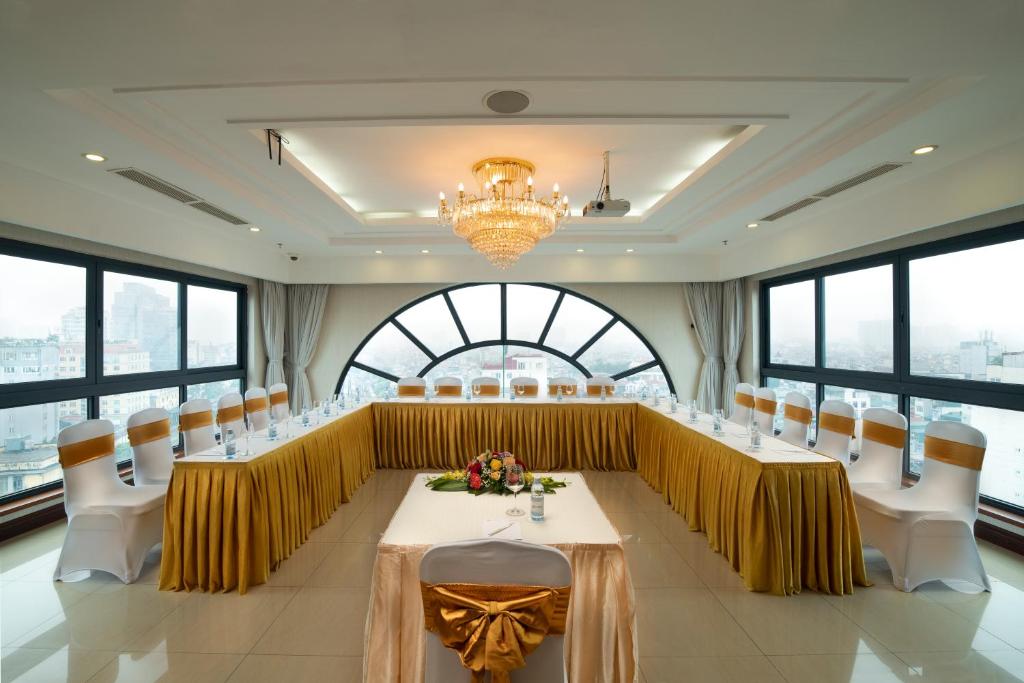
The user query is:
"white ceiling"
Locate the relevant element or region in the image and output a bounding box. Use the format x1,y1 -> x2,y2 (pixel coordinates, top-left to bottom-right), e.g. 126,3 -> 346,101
1,1 -> 1023,283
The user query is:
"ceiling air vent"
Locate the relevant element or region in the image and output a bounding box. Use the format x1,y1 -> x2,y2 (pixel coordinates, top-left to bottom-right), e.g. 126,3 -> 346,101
189,202 -> 247,225
760,197 -> 822,222
812,162 -> 907,199
109,168 -> 200,203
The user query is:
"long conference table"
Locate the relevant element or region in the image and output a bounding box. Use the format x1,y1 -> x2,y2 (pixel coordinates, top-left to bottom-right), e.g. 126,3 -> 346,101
160,398 -> 868,599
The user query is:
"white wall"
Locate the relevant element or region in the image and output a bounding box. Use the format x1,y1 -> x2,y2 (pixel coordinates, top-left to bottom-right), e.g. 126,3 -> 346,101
305,282 -> 704,402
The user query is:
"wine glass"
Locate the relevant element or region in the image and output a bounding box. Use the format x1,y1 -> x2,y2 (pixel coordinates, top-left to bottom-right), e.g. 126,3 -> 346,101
472,384 -> 481,400
244,416 -> 256,456
505,464 -> 526,517
515,385 -> 525,398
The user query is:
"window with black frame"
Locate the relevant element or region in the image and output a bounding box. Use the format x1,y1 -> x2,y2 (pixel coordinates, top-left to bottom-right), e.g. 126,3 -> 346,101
760,223 -> 1024,514
0,238 -> 247,503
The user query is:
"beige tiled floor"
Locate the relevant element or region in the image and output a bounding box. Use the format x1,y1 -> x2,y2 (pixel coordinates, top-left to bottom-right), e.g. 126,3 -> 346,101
1,469 -> 1023,682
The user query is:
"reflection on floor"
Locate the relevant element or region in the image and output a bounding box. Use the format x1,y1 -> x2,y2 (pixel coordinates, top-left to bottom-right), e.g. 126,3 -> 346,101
2,470 -> 1024,682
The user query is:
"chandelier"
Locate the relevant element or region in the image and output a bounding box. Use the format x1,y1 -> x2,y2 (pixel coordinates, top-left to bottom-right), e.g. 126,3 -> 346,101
438,157 -> 569,269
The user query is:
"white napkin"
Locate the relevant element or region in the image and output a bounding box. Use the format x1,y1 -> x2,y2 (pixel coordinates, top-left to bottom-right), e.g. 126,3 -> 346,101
482,519 -> 523,540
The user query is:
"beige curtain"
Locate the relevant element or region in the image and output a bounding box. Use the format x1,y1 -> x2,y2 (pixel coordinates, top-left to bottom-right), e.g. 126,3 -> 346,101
721,279 -> 745,407
684,282 -> 724,412
259,280 -> 287,388
285,284 -> 329,411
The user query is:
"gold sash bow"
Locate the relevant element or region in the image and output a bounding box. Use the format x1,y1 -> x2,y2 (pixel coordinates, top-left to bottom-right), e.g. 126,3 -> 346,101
216,404 -> 244,425
511,384 -> 538,397
244,396 -> 268,414
127,418 -> 170,447
179,410 -> 213,432
58,433 -> 116,469
819,412 -> 855,437
547,384 -> 577,397
925,435 -> 985,470
754,397 -> 777,415
586,384 -> 614,397
862,420 -> 906,449
473,384 -> 500,397
421,582 -> 571,683
269,390 -> 289,406
398,384 -> 426,397
734,392 -> 755,409
783,403 -> 813,425
435,385 -> 462,397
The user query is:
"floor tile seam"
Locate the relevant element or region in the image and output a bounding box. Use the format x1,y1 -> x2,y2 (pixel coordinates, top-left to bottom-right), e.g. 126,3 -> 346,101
704,580 -> 771,658
243,585 -> 306,657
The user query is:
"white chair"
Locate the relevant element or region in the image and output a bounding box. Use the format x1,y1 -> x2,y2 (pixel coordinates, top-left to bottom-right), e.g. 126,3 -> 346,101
420,539 -> 571,683
753,387 -> 777,435
854,421 -> 990,593
54,419 -> 165,583
397,376 -> 426,398
433,376 -> 462,398
778,391 -> 813,449
814,400 -> 856,465
268,382 -> 290,420
510,376 -> 539,398
728,382 -> 755,426
848,408 -> 907,492
547,376 -> 579,398
216,392 -> 246,442
244,387 -> 270,431
126,407 -> 174,486
470,376 -> 500,398
180,398 -> 217,456
585,374 -> 616,397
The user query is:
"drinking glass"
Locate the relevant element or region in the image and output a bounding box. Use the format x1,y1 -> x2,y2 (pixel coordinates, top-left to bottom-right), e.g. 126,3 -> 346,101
244,417 -> 256,456
505,464 -> 526,517
515,385 -> 526,399
472,384 -> 481,399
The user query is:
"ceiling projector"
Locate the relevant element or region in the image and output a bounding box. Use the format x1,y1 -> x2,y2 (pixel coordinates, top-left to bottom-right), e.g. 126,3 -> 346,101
582,151 -> 631,217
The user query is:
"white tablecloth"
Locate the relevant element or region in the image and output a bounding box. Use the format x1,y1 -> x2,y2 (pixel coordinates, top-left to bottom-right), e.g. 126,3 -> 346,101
365,473 -> 637,682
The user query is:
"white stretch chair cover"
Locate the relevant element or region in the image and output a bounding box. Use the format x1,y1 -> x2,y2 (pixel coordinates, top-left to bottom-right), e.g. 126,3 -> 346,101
753,387 -> 778,434
814,400 -> 856,465
848,408 -> 907,491
180,398 -> 217,456
470,376 -> 500,398
268,382 -> 290,420
855,421 -> 990,592
126,407 -> 174,486
547,376 -> 579,397
433,376 -> 462,398
216,392 -> 246,443
585,374 -> 616,397
510,376 -> 539,398
778,391 -> 813,448
54,419 -> 165,583
397,376 -> 427,398
244,387 -> 270,431
420,539 -> 571,683
728,382 -> 755,426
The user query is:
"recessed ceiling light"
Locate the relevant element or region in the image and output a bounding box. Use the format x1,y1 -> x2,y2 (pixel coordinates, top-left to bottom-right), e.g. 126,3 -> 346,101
421,249 -> 430,254
82,152 -> 106,162
747,222 -> 759,229
375,249 -> 383,255
913,145 -> 938,155
576,248 -> 584,253
249,226 -> 261,232
625,248 -> 635,253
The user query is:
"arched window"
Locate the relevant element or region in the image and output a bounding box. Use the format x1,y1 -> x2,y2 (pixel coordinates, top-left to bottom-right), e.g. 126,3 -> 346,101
336,284 -> 674,399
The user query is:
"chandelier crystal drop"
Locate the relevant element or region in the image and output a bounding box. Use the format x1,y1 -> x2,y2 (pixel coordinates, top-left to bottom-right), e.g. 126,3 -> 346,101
438,157 -> 569,269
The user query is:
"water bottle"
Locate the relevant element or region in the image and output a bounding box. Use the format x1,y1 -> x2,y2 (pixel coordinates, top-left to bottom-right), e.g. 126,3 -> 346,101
268,420 -> 278,441
302,409 -> 311,427
530,479 -> 545,521
224,428 -> 237,459
670,394 -> 678,413
749,419 -> 762,451
600,385 -> 607,402
688,400 -> 698,424
323,400 -> 331,417
556,386 -> 563,402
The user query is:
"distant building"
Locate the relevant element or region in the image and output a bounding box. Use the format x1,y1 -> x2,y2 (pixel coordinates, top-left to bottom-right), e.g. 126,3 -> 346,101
959,330 -> 1002,381
60,306 -> 86,342
480,353 -> 549,385
107,282 -> 177,370
0,337 -> 60,384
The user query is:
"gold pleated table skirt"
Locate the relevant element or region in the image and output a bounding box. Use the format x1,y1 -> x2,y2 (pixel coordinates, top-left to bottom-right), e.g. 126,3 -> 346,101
159,406 -> 375,594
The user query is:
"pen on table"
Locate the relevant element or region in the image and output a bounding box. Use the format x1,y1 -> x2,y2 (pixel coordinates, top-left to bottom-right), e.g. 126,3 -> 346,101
488,523 -> 513,537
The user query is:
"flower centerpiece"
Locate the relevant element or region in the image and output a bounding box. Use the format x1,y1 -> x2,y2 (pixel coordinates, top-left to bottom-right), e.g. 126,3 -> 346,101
426,449 -> 568,495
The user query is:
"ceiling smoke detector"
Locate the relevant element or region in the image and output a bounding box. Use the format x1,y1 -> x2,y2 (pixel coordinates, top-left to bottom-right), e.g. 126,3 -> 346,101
484,90 -> 530,114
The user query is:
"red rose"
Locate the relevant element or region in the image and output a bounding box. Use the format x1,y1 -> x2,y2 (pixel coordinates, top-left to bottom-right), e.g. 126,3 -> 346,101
469,472 -> 482,490
515,458 -> 526,470
468,461 -> 483,475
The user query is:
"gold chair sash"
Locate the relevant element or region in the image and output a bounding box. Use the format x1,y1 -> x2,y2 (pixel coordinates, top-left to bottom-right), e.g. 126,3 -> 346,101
269,390 -> 289,406
216,404 -> 244,425
421,581 -> 571,683
547,384 -> 577,397
586,384 -> 614,397
862,420 -> 906,449
435,385 -> 462,397
127,418 -> 170,447
819,412 -> 855,437
244,396 -> 268,414
754,397 -> 777,415
783,403 -> 813,425
58,433 -> 115,468
398,385 -> 427,397
925,435 -> 985,470
511,384 -> 538,397
179,410 -> 213,432
473,384 -> 500,397
734,392 -> 755,409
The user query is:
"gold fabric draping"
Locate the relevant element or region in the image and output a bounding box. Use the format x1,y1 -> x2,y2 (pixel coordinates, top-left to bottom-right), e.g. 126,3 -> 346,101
819,412 -> 856,436
634,406 -> 868,595
925,435 -> 985,470
216,404 -> 244,425
371,402 -> 636,471
548,384 -> 578,397
180,410 -> 213,432
269,389 -> 289,406
127,418 -> 171,447
159,406 -> 376,594
399,385 -> 427,397
862,420 -> 906,449
58,433 -> 116,468
754,397 -> 777,415
366,543 -> 635,683
245,396 -> 269,414
436,385 -> 462,397
586,385 -> 615,397
783,403 -> 813,424
734,392 -> 755,409
512,384 -> 539,397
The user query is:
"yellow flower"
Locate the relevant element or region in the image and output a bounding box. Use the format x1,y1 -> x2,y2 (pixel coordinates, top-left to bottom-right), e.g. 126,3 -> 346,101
489,470 -> 501,481
525,472 -> 534,485
489,458 -> 502,471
